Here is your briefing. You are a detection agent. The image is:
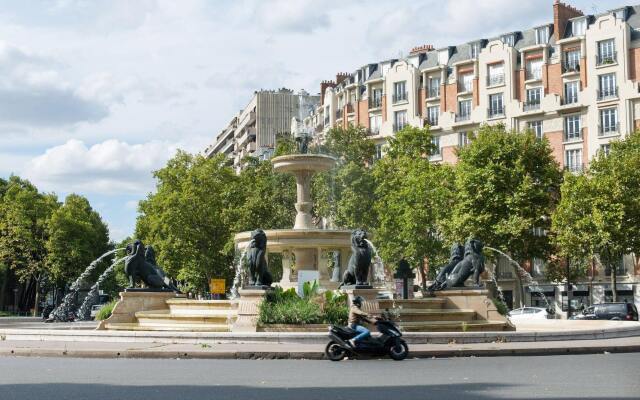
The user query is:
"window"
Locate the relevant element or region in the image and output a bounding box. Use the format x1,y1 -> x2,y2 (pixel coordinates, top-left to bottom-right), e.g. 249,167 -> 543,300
438,49 -> 449,65
565,149 -> 582,172
488,63 -> 505,86
430,135 -> 441,156
369,88 -> 383,108
564,81 -> 579,104
563,49 -> 581,72
459,72 -> 473,92
488,93 -> 504,117
535,26 -> 549,44
572,18 -> 587,36
470,42 -> 480,59
599,108 -> 618,135
526,87 -> 541,109
393,81 -> 407,103
564,115 -> 581,141
459,131 -> 470,147
597,39 -> 616,65
426,105 -> 439,126
526,59 -> 543,80
598,73 -> 617,100
369,114 -> 381,134
600,143 -> 611,156
501,34 -> 514,47
528,120 -> 543,139
393,110 -> 407,132
613,8 -> 627,21
457,99 -> 472,121
427,77 -> 440,98
375,144 -> 383,160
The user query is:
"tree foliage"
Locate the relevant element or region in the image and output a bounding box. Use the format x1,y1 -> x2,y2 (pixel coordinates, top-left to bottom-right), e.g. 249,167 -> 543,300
46,194 -> 111,284
450,125 -> 562,264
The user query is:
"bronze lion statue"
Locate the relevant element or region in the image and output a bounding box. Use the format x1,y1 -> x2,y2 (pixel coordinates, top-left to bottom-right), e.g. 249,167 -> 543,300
441,238 -> 485,289
427,243 -> 465,292
341,229 -> 373,287
246,229 -> 272,287
124,240 -> 179,291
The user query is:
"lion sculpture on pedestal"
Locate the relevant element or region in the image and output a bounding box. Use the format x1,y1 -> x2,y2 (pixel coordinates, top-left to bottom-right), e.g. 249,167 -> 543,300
341,229 -> 373,287
441,238 -> 485,289
246,229 -> 272,287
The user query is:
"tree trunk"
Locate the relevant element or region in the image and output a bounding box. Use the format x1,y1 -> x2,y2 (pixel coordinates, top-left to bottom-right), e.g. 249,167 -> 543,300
33,278 -> 40,317
611,263 -> 617,302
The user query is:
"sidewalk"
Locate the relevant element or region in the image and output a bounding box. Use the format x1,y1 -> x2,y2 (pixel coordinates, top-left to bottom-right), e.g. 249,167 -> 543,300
1,336 -> 639,359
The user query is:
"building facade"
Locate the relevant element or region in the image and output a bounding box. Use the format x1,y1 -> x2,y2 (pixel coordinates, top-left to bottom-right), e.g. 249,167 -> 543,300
205,89 -> 319,172
302,1 -> 640,314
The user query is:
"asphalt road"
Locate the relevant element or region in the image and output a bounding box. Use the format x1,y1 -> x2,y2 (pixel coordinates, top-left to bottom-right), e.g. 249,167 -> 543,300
0,353 -> 638,400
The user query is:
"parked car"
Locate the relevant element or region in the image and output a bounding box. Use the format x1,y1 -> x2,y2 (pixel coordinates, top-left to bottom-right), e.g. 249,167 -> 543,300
507,307 -> 551,321
570,302 -> 638,321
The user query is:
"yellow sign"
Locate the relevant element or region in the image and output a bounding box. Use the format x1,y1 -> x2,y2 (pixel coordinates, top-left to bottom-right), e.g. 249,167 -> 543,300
210,279 -> 226,294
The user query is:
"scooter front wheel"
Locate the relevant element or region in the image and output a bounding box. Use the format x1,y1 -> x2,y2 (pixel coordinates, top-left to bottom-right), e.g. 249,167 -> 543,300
325,341 -> 347,361
388,340 -> 409,361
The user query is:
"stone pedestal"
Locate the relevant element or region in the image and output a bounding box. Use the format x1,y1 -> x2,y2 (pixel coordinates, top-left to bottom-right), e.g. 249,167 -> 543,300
98,290 -> 183,330
231,288 -> 271,332
433,289 -> 510,324
343,287 -> 381,316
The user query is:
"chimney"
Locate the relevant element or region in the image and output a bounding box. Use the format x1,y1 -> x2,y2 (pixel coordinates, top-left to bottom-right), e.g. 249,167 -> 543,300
553,0 -> 583,41
409,44 -> 434,55
319,80 -> 336,105
335,72 -> 350,85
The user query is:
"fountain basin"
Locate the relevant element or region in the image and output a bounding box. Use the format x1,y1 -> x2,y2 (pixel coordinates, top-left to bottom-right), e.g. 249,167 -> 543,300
271,153 -> 336,173
234,229 -> 351,251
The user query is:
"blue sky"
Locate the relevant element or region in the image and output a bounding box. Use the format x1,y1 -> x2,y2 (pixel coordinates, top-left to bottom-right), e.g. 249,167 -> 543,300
0,0 -> 629,241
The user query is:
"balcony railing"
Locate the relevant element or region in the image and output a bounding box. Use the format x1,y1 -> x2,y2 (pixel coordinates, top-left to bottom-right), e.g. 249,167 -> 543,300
455,113 -> 470,122
523,101 -> 541,112
562,61 -> 580,74
427,87 -> 440,98
561,95 -> 579,105
457,81 -> 473,93
487,73 -> 505,87
368,97 -> 382,109
392,123 -> 406,132
599,122 -> 620,136
425,116 -> 438,126
564,131 -> 582,142
392,92 -> 408,103
368,127 -> 380,136
564,163 -> 584,173
596,51 -> 617,66
487,107 -> 505,118
335,109 -> 343,120
597,87 -> 618,101
526,69 -> 543,81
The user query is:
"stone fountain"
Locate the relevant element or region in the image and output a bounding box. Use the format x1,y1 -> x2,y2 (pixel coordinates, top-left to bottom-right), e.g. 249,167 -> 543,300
234,152 -> 352,289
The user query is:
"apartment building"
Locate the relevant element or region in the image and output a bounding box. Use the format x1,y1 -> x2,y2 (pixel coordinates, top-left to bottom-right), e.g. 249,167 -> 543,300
305,1 -> 640,313
205,89 -> 319,172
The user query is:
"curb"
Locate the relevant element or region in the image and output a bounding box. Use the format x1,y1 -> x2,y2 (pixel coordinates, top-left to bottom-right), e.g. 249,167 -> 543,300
1,344 -> 639,360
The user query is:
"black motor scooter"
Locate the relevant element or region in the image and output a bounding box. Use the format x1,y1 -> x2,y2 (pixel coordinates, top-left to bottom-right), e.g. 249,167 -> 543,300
325,313 -> 409,361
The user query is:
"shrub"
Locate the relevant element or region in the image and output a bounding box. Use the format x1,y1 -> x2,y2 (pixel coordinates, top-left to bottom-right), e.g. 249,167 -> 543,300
258,287 -> 349,325
492,298 -> 508,316
95,300 -> 118,320
259,297 -> 323,325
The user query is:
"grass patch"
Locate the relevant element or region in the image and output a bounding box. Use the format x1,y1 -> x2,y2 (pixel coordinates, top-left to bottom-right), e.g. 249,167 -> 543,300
258,286 -> 348,326
95,300 -> 118,320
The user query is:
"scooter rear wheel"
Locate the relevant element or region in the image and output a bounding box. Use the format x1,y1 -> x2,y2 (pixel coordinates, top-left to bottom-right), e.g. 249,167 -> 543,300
325,341 -> 347,361
388,340 -> 409,361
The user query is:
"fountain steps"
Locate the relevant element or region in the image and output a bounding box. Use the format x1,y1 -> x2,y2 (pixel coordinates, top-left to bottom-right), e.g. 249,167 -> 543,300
136,310 -> 233,325
103,322 -> 231,332
391,309 -> 477,322
398,321 -> 510,332
379,299 -> 446,310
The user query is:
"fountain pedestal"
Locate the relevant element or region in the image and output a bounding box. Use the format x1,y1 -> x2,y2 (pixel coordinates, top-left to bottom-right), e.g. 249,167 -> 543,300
231,288 -> 272,332
343,287 -> 381,316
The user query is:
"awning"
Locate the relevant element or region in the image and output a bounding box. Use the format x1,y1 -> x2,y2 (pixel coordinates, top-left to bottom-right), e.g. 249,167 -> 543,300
526,285 -> 555,293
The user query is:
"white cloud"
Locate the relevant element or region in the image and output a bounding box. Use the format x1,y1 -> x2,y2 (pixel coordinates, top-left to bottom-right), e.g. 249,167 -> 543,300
24,139 -> 180,195
253,0 -> 332,33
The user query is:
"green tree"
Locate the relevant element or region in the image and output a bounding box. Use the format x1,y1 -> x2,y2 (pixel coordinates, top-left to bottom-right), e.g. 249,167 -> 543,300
46,194 -> 111,285
373,126 -> 455,288
0,176 -> 58,314
451,125 -> 562,306
136,152 -> 240,292
312,125 -> 377,230
552,132 -> 640,301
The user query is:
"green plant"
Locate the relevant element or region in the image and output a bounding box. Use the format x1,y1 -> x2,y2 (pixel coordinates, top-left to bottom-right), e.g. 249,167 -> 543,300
492,298 -> 508,316
95,300 -> 117,320
302,280 -> 320,299
322,290 -> 348,325
259,297 -> 323,325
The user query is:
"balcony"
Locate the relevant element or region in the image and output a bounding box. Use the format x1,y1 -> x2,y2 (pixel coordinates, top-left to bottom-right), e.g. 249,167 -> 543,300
367,127 -> 380,136
368,97 -> 382,109
455,113 -> 470,122
427,87 -> 440,98
597,87 -> 618,101
596,51 -> 617,66
564,163 -> 584,173
392,92 -> 408,104
487,73 -> 505,87
425,116 -> 438,127
487,107 -> 505,118
336,109 -> 343,120
564,131 -> 582,142
523,101 -> 541,112
562,61 -> 580,74
561,95 -> 579,105
237,128 -> 256,146
599,122 -> 620,136
525,69 -> 543,81
457,82 -> 473,93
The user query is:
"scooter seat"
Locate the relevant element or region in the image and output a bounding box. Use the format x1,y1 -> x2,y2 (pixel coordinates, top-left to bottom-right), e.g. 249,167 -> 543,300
333,326 -> 357,336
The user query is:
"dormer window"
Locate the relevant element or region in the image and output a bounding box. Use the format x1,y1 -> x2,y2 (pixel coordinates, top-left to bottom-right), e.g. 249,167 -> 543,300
535,26 -> 550,45
470,42 -> 480,59
572,17 -> 587,36
612,8 -> 627,21
501,34 -> 515,47
438,48 -> 449,65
